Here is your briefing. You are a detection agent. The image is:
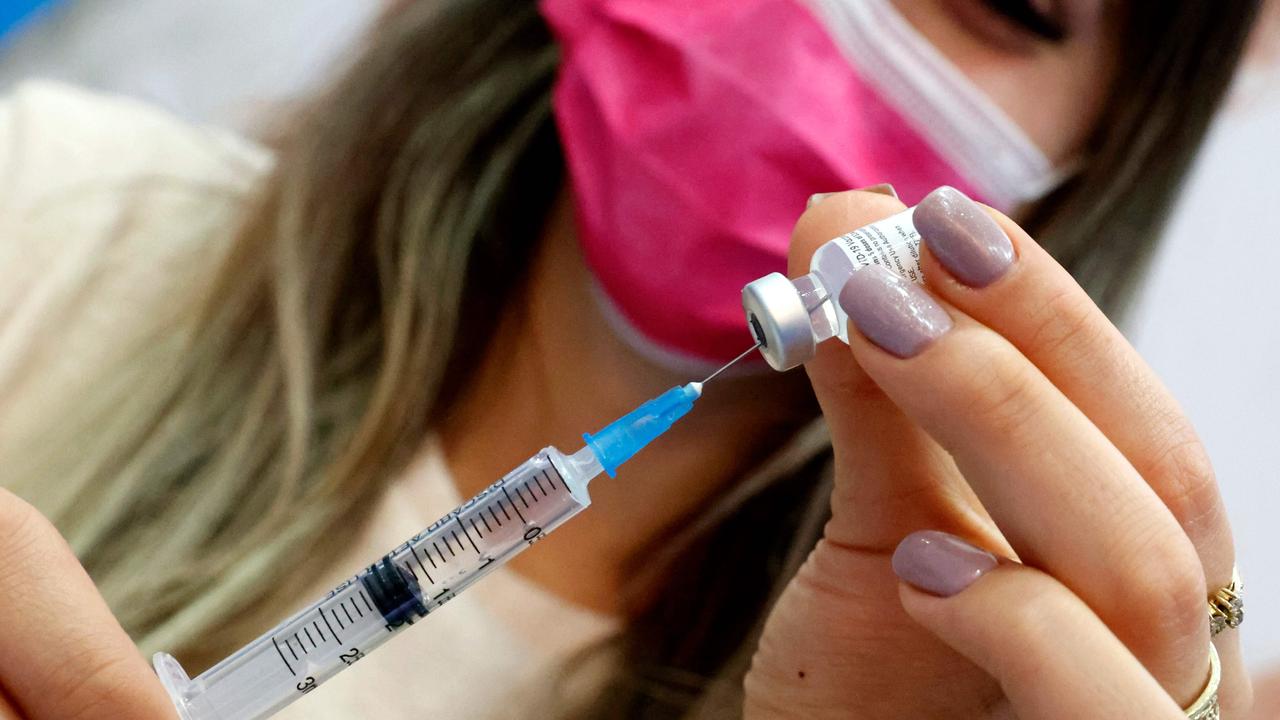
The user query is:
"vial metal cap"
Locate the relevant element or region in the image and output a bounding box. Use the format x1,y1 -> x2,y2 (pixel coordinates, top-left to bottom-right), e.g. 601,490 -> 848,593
741,272 -> 816,372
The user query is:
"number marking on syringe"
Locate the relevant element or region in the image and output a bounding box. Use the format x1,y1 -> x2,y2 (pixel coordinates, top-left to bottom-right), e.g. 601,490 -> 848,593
268,464 -> 574,677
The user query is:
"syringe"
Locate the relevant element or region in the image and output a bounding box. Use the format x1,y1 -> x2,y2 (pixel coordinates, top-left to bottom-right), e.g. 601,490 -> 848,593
152,354 -> 751,720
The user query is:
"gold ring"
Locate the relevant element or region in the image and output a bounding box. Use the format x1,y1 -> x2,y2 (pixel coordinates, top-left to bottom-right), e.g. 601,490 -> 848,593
1184,644 -> 1221,719
1209,566 -> 1243,636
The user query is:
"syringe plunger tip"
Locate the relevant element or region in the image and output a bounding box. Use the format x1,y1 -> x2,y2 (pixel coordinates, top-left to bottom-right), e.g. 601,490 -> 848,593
583,384 -> 700,477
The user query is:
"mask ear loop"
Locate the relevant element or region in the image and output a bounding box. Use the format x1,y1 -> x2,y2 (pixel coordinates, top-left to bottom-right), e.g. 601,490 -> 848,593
803,0 -> 1067,210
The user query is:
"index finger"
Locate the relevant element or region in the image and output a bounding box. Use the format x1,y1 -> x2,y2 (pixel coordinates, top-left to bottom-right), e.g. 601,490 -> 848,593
913,187 -> 1234,585
0,489 -> 174,719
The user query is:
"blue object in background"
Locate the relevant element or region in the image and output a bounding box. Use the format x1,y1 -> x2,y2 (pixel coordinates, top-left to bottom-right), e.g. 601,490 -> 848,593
0,0 -> 58,42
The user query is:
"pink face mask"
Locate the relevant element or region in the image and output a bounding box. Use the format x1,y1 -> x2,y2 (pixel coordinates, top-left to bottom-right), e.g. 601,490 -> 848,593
540,0 -> 1061,368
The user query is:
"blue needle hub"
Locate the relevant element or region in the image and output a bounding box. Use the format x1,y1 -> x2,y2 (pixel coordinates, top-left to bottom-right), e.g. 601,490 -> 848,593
582,383 -> 702,477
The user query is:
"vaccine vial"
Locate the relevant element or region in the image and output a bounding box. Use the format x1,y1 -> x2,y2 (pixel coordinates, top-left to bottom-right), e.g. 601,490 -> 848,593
742,208 -> 921,371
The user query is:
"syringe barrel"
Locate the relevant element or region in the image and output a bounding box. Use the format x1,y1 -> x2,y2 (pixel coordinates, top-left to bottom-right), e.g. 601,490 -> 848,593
156,447 -> 593,720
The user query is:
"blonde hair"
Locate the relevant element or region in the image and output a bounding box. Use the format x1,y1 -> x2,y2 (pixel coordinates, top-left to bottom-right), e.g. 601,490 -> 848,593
5,0 -> 564,669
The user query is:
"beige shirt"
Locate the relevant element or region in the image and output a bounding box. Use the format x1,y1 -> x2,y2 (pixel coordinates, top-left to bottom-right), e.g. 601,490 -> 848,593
275,440 -> 618,720
0,82 -> 617,719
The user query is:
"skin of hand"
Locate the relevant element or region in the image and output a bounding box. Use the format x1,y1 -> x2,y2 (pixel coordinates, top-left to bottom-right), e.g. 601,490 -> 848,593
0,489 -> 176,719
1251,667 -> 1280,719
742,188 -> 1250,719
0,189 -> 1259,720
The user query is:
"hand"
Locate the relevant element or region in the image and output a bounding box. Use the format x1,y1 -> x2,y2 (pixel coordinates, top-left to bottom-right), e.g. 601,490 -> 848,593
743,187 -> 1249,718
1251,667 -> 1280,719
0,489 -> 176,718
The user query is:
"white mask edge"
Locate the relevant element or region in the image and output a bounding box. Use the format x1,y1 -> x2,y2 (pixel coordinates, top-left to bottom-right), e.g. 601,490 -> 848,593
802,0 -> 1068,209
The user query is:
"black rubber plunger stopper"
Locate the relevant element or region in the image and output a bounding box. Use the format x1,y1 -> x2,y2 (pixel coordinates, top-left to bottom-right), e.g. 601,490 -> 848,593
360,556 -> 428,628
749,313 -> 769,348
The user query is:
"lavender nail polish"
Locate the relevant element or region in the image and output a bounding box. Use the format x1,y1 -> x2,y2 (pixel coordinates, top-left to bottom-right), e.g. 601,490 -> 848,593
892,530 -> 998,597
837,265 -> 952,358
915,186 -> 1015,288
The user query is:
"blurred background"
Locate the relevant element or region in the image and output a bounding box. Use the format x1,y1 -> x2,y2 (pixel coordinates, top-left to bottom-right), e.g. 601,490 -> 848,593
1,0 -> 1276,671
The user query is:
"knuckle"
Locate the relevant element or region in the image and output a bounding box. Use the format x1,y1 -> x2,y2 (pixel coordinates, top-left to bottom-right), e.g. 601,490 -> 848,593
956,347 -> 1046,438
57,651 -> 152,720
1002,581 -> 1066,641
994,577 -> 1077,682
1140,415 -> 1222,533
1024,285 -> 1106,362
1116,527 -> 1207,644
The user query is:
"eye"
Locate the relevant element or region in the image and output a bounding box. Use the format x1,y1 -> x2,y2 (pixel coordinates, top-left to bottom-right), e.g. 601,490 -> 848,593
977,0 -> 1067,42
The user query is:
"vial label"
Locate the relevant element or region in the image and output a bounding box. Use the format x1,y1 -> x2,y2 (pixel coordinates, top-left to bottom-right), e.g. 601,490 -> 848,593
808,207 -> 922,347
827,208 -> 922,283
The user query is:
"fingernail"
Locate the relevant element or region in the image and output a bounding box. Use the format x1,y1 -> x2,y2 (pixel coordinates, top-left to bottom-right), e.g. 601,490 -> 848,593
838,265 -> 952,358
806,184 -> 899,209
915,186 -> 1014,288
858,183 -> 899,199
892,530 -> 998,597
806,192 -> 834,209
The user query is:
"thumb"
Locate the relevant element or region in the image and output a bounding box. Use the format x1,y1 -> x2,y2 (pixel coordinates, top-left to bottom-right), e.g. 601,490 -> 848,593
789,190 -> 983,551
